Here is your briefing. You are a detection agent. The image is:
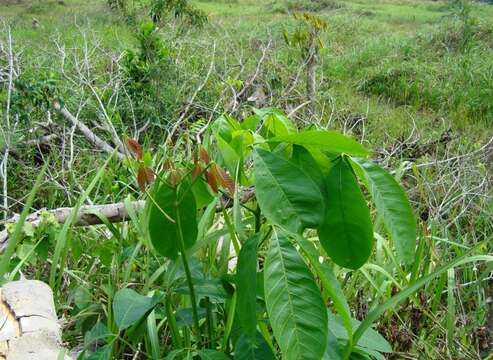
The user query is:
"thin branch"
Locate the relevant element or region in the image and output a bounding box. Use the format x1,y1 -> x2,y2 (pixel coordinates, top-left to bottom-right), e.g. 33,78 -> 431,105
53,102 -> 125,160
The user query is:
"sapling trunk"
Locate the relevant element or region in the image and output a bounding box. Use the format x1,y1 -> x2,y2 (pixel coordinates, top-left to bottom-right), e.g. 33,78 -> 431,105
306,47 -> 317,115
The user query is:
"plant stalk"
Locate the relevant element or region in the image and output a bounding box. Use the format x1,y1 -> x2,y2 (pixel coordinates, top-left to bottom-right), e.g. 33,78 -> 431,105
175,200 -> 202,348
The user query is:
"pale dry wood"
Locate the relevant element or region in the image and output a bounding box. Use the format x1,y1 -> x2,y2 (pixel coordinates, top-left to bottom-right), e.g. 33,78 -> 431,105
53,101 -> 125,160
0,187 -> 255,251
0,200 -> 145,251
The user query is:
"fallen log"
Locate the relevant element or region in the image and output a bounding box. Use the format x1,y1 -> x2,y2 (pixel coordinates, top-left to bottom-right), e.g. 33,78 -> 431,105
0,200 -> 144,252
0,187 -> 255,252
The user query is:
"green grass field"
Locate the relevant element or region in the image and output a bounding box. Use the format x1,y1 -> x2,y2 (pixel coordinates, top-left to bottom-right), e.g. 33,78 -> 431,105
0,0 -> 492,358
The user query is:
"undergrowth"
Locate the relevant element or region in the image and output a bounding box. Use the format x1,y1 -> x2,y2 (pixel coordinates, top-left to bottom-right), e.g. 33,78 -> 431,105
0,0 -> 492,358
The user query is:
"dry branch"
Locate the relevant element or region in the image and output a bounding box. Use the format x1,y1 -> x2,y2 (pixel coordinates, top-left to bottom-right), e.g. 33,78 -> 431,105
0,201 -> 145,251
53,102 -> 125,160
0,187 -> 255,252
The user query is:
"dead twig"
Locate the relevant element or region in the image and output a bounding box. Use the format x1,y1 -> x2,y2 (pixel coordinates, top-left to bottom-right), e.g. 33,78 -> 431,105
53,102 -> 125,160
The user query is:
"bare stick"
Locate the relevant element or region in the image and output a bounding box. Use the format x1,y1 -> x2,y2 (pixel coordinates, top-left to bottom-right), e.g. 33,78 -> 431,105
1,27 -> 14,220
0,187 -> 255,251
53,102 -> 125,160
0,201 -> 145,251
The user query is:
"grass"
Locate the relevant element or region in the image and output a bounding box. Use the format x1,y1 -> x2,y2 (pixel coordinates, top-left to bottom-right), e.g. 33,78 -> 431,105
0,0 -> 492,358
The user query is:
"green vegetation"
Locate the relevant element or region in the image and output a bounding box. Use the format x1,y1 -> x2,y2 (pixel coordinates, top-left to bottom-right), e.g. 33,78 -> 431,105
0,0 -> 492,358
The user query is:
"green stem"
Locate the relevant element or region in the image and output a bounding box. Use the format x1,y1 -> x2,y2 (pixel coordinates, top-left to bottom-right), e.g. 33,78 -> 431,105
205,297 -> 214,348
254,204 -> 261,234
166,292 -> 183,348
176,201 -> 202,348
221,207 -> 240,254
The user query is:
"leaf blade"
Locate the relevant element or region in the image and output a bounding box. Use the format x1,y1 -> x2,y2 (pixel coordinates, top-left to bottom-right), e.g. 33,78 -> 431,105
264,232 -> 328,360
271,130 -> 368,157
318,157 -> 373,269
147,181 -> 198,259
351,158 -> 417,264
113,288 -> 158,331
253,148 -> 324,233
236,234 -> 259,338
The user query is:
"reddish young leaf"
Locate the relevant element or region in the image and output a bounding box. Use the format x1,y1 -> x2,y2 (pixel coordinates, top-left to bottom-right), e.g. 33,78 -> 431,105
215,165 -> 235,194
168,170 -> 180,187
137,166 -> 147,192
137,166 -> 155,192
144,167 -> 155,184
205,169 -> 218,193
199,147 -> 210,164
192,163 -> 202,182
126,138 -> 143,160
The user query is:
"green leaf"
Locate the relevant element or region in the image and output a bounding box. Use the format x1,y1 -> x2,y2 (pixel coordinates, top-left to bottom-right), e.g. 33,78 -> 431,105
84,322 -> 113,347
264,232 -> 328,360
217,136 -> 241,171
322,328 -> 343,360
86,344 -> 112,360
295,236 -> 353,343
164,349 -> 184,360
175,307 -> 207,326
211,114 -> 240,142
351,158 -> 416,264
175,278 -> 231,301
113,288 -> 159,330
73,286 -> 92,309
198,349 -> 231,360
271,130 -> 368,157
253,148 -> 325,233
191,178 -> 214,209
147,180 -> 198,259
291,145 -> 326,195
236,234 -> 259,338
327,312 -> 391,353
318,158 -> 373,270
255,108 -> 296,138
234,332 -> 275,360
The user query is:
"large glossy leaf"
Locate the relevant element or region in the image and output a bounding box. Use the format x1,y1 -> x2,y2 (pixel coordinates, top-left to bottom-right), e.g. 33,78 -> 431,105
296,236 -> 353,342
264,232 -> 328,360
253,148 -> 325,233
318,158 -> 373,269
351,158 -> 417,264
271,130 -> 368,157
236,234 -> 259,338
113,288 -> 159,330
291,145 -> 326,195
147,180 -> 198,259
